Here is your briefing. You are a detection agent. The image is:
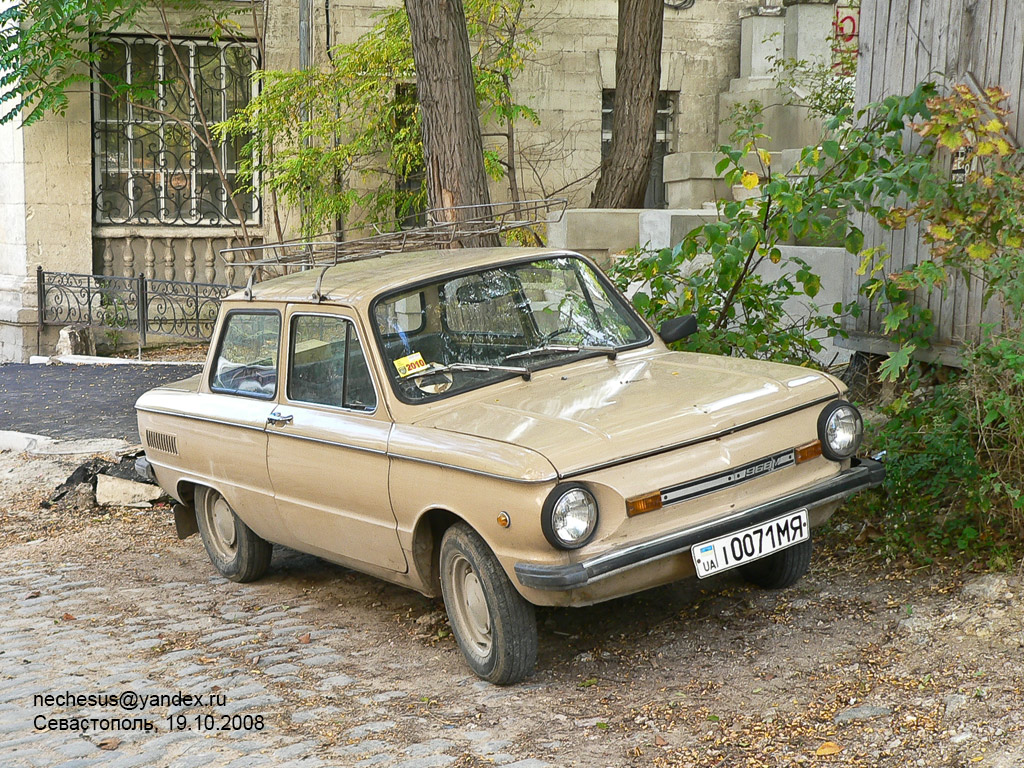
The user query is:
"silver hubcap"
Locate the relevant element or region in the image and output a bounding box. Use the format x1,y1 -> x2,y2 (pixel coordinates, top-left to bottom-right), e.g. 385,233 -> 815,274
448,553 -> 491,655
202,492 -> 237,560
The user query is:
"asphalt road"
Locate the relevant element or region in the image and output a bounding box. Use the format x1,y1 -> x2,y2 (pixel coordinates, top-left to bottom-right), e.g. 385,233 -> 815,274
0,363 -> 201,442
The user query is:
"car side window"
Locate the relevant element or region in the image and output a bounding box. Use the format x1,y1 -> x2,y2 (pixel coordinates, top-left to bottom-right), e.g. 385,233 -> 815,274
289,314 -> 377,412
210,311 -> 281,398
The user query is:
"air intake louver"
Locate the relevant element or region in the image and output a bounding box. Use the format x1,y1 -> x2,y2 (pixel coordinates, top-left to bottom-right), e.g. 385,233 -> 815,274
146,430 -> 178,455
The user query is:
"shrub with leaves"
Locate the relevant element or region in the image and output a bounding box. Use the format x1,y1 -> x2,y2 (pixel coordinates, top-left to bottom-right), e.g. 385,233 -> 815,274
854,334 -> 1024,565
609,104 -> 851,367
855,84 -> 1024,378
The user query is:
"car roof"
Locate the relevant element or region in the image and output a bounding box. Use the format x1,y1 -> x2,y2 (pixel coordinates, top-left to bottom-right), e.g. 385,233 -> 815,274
229,246 -> 577,307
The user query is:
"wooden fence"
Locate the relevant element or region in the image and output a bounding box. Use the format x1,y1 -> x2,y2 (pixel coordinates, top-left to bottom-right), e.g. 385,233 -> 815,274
843,0 -> 1023,363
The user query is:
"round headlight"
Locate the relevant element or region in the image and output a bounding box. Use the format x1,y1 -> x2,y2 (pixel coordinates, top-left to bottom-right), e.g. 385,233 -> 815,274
542,484 -> 598,550
817,400 -> 863,461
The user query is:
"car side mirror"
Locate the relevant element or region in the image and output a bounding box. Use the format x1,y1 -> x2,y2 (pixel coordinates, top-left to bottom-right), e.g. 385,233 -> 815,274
658,315 -> 698,344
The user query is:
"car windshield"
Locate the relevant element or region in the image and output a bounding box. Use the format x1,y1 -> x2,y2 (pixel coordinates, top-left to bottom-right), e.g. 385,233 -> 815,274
373,255 -> 651,402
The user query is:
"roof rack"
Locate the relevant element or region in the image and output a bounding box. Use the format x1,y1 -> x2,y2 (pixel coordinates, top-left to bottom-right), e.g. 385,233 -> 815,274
222,198 -> 567,301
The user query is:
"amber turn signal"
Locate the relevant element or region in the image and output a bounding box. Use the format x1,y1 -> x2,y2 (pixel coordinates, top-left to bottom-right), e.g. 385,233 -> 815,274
795,440 -> 823,464
626,492 -> 663,517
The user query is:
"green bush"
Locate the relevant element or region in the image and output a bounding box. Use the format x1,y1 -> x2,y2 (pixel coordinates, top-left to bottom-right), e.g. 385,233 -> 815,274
608,103 -> 851,368
853,336 -> 1024,566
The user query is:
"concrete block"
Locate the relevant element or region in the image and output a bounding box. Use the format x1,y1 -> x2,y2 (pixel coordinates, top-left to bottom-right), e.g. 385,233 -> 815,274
783,3 -> 834,65
547,209 -> 642,262
739,13 -> 785,80
95,474 -> 165,507
757,245 -> 850,365
638,209 -> 719,250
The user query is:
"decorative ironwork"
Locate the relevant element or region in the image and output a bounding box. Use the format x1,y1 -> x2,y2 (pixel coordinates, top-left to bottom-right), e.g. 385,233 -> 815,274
145,278 -> 234,340
92,36 -> 260,227
37,268 -> 235,344
36,271 -> 141,333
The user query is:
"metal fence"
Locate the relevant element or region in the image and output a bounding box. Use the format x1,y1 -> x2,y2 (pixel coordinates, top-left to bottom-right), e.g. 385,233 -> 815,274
36,267 -> 235,346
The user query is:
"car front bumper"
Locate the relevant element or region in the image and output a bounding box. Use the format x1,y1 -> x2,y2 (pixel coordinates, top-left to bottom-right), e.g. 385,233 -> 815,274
514,456 -> 885,591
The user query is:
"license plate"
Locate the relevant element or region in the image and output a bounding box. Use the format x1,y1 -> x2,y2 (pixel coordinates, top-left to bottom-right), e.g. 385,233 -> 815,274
691,509 -> 809,579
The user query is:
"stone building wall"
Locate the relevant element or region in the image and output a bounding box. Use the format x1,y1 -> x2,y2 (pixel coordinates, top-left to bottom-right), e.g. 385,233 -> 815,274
510,0 -> 747,205
0,0 -> 747,360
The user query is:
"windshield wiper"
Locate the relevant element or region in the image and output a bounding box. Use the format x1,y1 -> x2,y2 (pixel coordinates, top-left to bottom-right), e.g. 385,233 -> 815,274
406,361 -> 533,381
504,343 -> 620,362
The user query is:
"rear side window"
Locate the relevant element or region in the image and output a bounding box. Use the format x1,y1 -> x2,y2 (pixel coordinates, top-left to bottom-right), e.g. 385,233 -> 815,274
289,315 -> 377,412
210,311 -> 281,399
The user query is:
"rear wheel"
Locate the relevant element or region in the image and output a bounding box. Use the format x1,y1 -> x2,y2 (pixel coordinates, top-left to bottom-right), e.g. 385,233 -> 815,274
195,486 -> 272,583
439,523 -> 537,684
741,538 -> 812,590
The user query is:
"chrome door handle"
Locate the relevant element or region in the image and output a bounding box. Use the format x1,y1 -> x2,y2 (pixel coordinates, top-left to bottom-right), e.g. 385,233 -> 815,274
267,412 -> 293,426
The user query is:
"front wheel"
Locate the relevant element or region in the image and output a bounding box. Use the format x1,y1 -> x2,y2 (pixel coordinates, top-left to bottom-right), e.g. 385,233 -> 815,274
195,486 -> 272,583
741,537 -> 812,590
439,523 -> 537,684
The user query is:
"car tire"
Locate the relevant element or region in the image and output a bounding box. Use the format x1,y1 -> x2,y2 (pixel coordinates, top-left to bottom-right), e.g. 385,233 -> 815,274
439,522 -> 537,685
195,486 -> 272,583
741,538 -> 812,590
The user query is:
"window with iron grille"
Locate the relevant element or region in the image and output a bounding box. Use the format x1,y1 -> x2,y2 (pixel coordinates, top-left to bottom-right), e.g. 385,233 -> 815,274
92,36 -> 260,227
601,90 -> 675,209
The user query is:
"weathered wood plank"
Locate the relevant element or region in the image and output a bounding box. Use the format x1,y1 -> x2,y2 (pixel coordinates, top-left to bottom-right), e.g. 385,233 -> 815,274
1000,1 -> 1024,145
847,0 -> 1021,357
852,0 -> 888,334
961,0 -> 991,79
936,0 -> 968,345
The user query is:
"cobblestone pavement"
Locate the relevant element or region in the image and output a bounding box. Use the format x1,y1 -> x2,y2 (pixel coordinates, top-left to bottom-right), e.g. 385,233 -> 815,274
0,549 -> 559,768
2,450 -> 1023,767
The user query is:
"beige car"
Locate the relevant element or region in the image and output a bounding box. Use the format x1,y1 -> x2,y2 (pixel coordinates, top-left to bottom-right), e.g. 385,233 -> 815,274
136,246 -> 884,684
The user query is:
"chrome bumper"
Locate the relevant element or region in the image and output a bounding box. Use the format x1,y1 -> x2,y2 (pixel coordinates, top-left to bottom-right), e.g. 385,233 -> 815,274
514,457 -> 886,591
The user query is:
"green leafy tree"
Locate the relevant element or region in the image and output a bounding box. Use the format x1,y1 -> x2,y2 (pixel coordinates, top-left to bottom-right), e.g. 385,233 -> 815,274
614,81 -> 1024,378
216,0 -> 538,237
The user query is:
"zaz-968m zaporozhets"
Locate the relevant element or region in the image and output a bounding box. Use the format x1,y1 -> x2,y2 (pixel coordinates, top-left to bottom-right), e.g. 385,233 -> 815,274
136,242 -> 884,684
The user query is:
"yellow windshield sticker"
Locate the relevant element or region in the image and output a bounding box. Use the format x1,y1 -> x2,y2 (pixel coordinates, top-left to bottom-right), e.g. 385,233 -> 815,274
394,352 -> 428,378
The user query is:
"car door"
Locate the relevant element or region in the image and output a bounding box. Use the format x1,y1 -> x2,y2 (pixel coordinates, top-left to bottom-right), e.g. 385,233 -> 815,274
265,307 -> 407,572
200,306 -> 282,540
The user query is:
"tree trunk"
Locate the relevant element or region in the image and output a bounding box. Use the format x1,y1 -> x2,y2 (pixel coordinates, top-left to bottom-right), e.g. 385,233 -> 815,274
590,0 -> 664,209
405,0 -> 499,246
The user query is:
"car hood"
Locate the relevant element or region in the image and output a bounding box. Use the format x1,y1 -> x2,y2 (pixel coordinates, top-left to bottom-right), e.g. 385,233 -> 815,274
412,350 -> 841,475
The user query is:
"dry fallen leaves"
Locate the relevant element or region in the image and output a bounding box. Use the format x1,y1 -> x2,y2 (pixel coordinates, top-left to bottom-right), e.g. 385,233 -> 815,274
297,633 -> 311,644
816,741 -> 843,756
97,737 -> 121,751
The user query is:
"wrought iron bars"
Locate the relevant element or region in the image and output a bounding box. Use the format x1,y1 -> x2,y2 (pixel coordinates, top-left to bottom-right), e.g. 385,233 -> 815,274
36,267 -> 235,345
92,36 -> 260,227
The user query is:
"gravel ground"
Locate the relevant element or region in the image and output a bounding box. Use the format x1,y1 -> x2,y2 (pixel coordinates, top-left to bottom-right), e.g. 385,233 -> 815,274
0,447 -> 1022,768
